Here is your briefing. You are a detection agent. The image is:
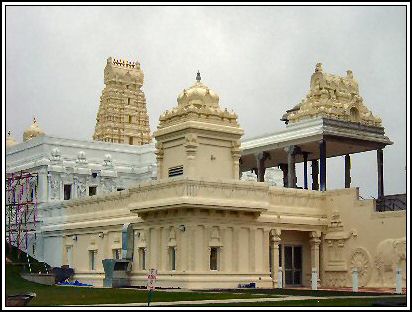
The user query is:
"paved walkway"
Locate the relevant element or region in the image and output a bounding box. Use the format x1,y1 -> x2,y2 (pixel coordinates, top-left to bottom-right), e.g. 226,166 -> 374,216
67,294 -> 406,307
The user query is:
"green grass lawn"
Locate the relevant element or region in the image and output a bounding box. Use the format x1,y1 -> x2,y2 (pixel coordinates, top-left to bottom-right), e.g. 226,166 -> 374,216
5,246 -> 405,307
6,264 -> 280,306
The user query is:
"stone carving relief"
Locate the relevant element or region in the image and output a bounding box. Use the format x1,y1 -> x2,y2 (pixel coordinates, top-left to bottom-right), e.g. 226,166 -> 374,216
323,210 -> 356,272
136,230 -> 147,248
283,63 -> 382,127
323,272 -> 348,288
74,176 -> 87,198
101,178 -> 115,193
103,154 -> 113,167
374,237 -> 406,285
209,227 -> 222,247
168,227 -> 177,247
76,151 -> 88,166
48,174 -> 60,200
50,148 -> 62,163
349,247 -> 372,287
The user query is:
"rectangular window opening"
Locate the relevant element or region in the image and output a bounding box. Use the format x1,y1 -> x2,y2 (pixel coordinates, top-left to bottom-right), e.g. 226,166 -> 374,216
169,247 -> 176,271
89,186 -> 97,196
89,250 -> 97,270
64,184 -> 72,200
139,248 -> 146,270
210,247 -> 219,271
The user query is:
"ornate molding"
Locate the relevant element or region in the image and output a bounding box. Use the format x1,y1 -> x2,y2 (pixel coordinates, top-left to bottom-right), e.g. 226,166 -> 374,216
349,247 -> 372,287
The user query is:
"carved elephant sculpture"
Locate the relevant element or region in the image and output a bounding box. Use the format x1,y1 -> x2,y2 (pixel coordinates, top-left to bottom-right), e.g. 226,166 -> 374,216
375,237 -> 406,285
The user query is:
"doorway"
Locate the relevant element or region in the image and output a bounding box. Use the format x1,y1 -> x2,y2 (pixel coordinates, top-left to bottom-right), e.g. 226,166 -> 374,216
284,245 -> 302,286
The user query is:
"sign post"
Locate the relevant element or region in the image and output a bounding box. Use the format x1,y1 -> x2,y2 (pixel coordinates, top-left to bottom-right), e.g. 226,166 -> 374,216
147,268 -> 157,306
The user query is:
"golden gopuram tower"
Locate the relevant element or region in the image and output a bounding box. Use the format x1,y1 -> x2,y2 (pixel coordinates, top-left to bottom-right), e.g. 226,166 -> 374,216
93,57 -> 151,145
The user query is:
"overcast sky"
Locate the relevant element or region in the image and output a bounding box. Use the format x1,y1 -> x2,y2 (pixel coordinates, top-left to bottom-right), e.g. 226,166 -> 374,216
4,5 -> 408,198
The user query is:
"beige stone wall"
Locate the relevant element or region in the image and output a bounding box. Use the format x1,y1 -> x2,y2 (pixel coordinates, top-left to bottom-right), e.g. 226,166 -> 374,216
321,188 -> 406,288
40,179 -> 405,289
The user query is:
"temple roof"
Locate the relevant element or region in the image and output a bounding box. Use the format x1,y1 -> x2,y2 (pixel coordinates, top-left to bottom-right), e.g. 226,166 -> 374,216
23,117 -> 45,142
157,72 -> 240,130
282,63 -> 382,127
6,130 -> 18,148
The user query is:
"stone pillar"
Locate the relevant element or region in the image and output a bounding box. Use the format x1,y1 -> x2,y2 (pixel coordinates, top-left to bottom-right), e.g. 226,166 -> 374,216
303,152 -> 309,190
309,231 -> 321,286
232,140 -> 241,180
37,167 -> 48,203
155,142 -> 164,179
287,146 -> 297,188
269,229 -> 281,288
311,160 -> 319,191
345,154 -> 351,188
377,148 -> 384,199
319,140 -> 327,191
256,152 -> 270,182
279,164 -> 288,187
184,134 -> 198,178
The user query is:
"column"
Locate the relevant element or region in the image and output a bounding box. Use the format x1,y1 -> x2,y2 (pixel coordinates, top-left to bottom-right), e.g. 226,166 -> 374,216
303,152 -> 309,190
270,229 -> 281,288
319,140 -> 327,191
279,164 -> 288,187
310,231 -> 321,286
232,141 -> 241,180
287,146 -> 297,188
184,134 -> 198,178
345,154 -> 351,188
311,160 -> 319,191
38,167 -> 48,204
377,149 -> 384,199
256,152 -> 270,182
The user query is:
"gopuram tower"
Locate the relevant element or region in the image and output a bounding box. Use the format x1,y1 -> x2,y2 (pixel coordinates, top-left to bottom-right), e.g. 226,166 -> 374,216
93,57 -> 151,145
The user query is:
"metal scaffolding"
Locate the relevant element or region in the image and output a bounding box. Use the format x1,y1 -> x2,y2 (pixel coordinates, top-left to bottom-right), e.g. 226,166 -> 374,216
6,171 -> 39,264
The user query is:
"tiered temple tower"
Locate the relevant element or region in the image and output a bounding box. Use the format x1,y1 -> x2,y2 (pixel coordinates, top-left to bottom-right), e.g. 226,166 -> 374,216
93,57 -> 151,145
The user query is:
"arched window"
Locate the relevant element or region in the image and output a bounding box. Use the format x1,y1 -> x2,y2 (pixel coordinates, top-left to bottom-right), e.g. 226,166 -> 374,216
349,107 -> 360,122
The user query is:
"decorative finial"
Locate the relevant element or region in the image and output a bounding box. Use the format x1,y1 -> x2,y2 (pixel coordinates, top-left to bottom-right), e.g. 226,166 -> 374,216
8,130 -> 11,136
33,116 -> 36,123
315,63 -> 323,73
196,71 -> 201,82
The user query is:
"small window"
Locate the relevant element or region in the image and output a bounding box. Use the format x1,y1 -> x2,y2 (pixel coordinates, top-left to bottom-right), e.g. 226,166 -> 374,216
64,184 -> 72,200
279,244 -> 282,268
117,188 -> 125,192
127,98 -> 131,105
113,249 -> 121,260
139,248 -> 146,270
89,186 -> 97,196
210,247 -> 219,271
128,115 -> 132,123
129,137 -> 133,145
89,250 -> 97,270
168,165 -> 184,177
169,247 -> 176,271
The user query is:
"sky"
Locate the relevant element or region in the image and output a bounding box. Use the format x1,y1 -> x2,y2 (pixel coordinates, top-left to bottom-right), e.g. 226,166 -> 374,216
4,5 -> 408,198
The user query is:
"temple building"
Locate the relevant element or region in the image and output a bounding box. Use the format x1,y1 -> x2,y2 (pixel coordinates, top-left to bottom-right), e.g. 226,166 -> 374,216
93,57 -> 152,145
35,66 -> 405,290
6,116 -> 156,263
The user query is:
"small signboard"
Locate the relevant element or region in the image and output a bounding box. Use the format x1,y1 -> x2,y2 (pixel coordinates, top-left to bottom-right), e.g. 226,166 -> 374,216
147,269 -> 157,306
147,268 -> 157,290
